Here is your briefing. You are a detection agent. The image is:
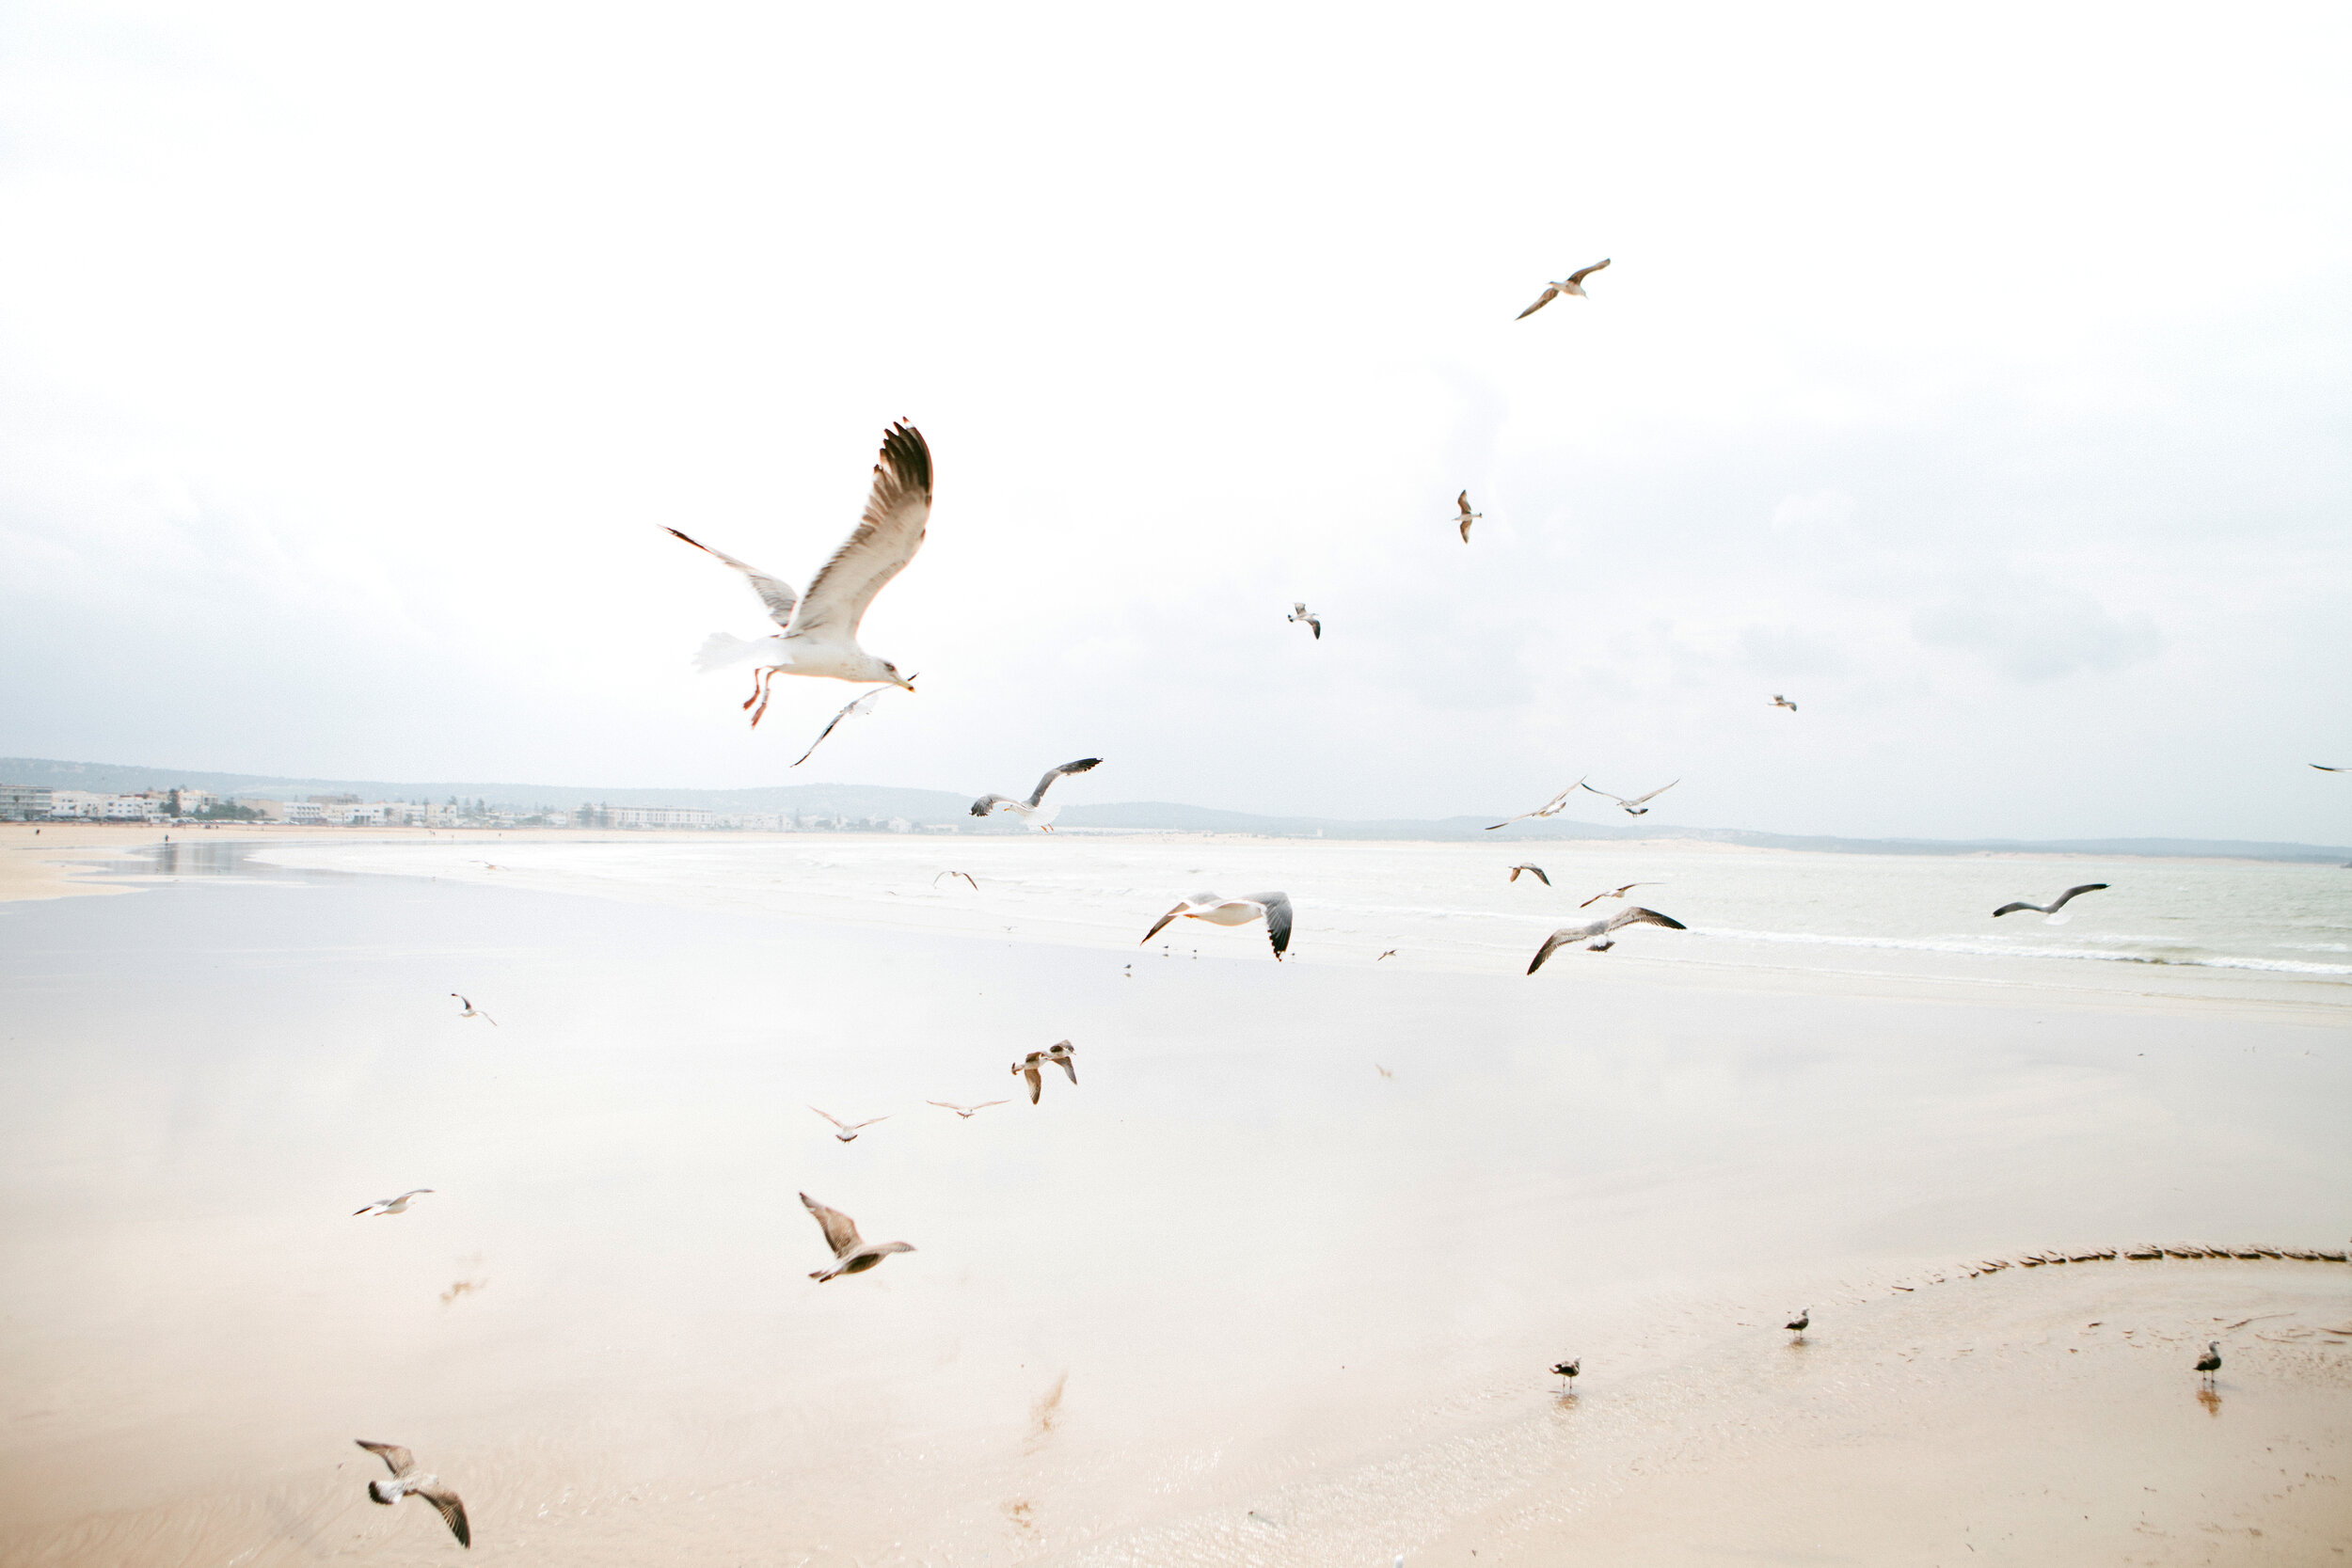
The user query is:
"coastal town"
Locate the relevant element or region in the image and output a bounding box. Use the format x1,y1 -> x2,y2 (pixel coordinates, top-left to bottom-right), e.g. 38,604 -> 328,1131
0,784 -> 930,832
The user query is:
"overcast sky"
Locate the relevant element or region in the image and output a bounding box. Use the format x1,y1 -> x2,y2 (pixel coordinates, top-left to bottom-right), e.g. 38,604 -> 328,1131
3,4 -> 2348,842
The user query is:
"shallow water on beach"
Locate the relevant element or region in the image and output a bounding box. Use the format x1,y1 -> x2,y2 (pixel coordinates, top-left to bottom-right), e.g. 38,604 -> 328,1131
2,844 -> 2347,1563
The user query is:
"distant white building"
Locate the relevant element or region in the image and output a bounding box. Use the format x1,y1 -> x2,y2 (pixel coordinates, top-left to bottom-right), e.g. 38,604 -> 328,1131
609,805 -> 715,829
46,790 -> 104,818
0,784 -> 51,820
101,795 -> 163,820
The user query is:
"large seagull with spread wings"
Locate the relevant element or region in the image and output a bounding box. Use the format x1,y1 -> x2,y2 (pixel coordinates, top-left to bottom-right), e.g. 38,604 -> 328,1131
667,421 -> 932,727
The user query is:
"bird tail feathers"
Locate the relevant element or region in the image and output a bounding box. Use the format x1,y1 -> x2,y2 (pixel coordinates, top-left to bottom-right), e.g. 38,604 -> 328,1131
694,631 -> 763,673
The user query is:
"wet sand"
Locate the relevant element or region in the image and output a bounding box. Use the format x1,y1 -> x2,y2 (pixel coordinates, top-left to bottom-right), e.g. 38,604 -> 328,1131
0,839 -> 2345,1564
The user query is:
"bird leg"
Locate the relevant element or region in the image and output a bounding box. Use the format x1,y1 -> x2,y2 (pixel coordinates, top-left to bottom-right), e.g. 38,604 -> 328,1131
742,669 -> 766,711
748,670 -> 776,729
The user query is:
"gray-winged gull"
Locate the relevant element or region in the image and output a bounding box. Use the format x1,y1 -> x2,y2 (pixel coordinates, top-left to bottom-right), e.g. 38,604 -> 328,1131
809,1106 -> 888,1143
1507,863 -> 1550,886
356,1440 -> 470,1548
1527,907 -> 1687,973
1289,603 -> 1322,640
1453,492 -> 1482,543
1140,892 -> 1293,959
354,1190 -> 434,1217
1771,694 -> 1798,711
801,1192 -> 914,1281
666,421 -> 930,726
1993,883 -> 2107,919
1517,259 -> 1610,319
1486,783 -> 1582,831
971,758 -> 1102,832
928,1098 -> 1009,1118
1581,778 -> 1677,816
1578,881 -> 1659,909
450,994 -> 497,1026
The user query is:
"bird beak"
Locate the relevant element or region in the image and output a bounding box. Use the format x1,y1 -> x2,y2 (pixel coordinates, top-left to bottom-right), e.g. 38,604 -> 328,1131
896,672 -> 918,692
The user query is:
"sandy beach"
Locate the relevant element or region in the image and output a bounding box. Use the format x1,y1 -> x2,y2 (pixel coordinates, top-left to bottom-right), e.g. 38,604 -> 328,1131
1,831 -> 2345,1564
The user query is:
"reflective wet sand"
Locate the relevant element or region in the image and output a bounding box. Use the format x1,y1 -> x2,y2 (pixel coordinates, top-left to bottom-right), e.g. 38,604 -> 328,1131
1,838 -> 2346,1563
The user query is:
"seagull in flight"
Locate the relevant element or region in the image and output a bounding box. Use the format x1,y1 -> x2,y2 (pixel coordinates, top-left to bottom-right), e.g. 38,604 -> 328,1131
1992,883 -> 2108,921
1486,783 -> 1581,831
1527,907 -> 1687,973
793,684 -> 903,767
971,757 -> 1102,832
449,994 -> 496,1026
1771,694 -> 1798,711
355,1190 -> 434,1217
1578,881 -> 1659,909
355,1441 -> 469,1548
1289,602 -> 1322,640
928,1098 -> 1009,1118
1452,491 -> 1482,543
1516,259 -> 1610,319
809,1106 -> 888,1143
666,420 -> 930,727
1507,864 -> 1550,886
1376,949 -> 1398,960
1009,1041 -> 1077,1103
801,1192 -> 914,1282
1581,778 -> 1678,816
1140,892 -> 1294,960
933,870 -> 978,890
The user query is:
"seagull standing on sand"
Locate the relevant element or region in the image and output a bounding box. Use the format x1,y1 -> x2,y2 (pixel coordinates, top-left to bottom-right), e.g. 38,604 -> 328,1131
1550,1358 -> 1581,1392
1581,778 -> 1678,816
665,420 -> 930,727
1507,864 -> 1550,886
970,758 -> 1102,832
2195,1340 -> 2221,1386
1992,883 -> 2108,920
1786,1307 -> 1809,1337
928,1099 -> 1009,1118
355,1190 -> 434,1217
809,1106 -> 888,1143
1578,881 -> 1659,909
1771,694 -> 1798,712
1487,784 -> 1581,831
801,1192 -> 914,1281
1518,260 -> 1610,318
450,994 -> 496,1026
1452,492 -> 1482,543
355,1441 -> 469,1548
1527,908 -> 1687,973
1140,892 -> 1294,960
1289,603 -> 1322,640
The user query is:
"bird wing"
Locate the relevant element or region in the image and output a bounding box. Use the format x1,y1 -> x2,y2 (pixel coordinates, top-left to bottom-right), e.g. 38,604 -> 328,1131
800,1192 -> 863,1257
970,794 -> 1020,817
1529,866 -> 1549,886
356,1441 -> 415,1479
415,1487 -> 470,1548
1028,757 -> 1103,807
2313,764 -> 2347,771
1486,788 -> 1572,831
785,421 -> 932,642
1140,901 -> 1191,944
666,528 -> 800,628
1018,1063 -> 1041,1102
1990,901 -> 2040,917
1293,603 -> 1308,615
1566,258 -> 1611,285
847,1116 -> 890,1131
1578,781 -> 1631,807
927,1101 -> 966,1112
808,1105 -> 850,1131
1624,779 -> 1679,807
1527,929 -> 1580,974
2048,883 -> 2109,911
793,688 -> 887,768
1603,906 -> 1686,934
1308,615 -> 1321,639
1516,285 -> 1560,320
1459,515 -> 1472,543
1248,892 -> 1294,958
1456,491 -> 1472,516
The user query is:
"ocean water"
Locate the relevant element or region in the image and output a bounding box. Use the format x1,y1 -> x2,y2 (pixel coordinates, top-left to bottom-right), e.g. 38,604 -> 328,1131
244,833 -> 2352,994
